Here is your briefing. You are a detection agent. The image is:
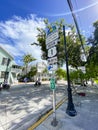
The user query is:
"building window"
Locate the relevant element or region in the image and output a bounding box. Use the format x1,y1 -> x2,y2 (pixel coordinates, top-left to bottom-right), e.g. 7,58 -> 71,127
1,58 -> 8,65
0,71 -> 5,78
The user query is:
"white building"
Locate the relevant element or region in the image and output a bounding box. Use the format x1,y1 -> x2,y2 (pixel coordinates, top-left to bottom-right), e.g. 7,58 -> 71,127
0,46 -> 22,84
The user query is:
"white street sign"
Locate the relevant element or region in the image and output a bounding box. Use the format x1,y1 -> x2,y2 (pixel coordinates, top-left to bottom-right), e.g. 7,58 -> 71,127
81,54 -> 87,62
48,46 -> 57,58
46,25 -> 59,71
46,39 -> 59,49
51,64 -> 58,71
48,56 -> 57,65
46,31 -> 59,45
78,66 -> 86,73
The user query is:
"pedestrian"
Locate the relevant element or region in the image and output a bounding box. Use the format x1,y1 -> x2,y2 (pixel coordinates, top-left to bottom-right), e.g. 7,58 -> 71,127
34,77 -> 41,86
24,77 -> 27,84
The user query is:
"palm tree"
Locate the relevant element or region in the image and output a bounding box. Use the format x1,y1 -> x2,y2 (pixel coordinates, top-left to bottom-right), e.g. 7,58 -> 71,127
22,54 -> 36,75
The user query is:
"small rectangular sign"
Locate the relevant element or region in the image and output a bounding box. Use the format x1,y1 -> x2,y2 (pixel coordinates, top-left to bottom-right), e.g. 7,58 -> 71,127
47,56 -> 57,64
50,64 -> 58,71
46,39 -> 58,49
46,31 -> 59,45
78,66 -> 86,73
50,78 -> 56,90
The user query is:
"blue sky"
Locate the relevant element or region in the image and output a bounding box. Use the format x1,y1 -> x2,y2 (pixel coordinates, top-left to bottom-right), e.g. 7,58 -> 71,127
0,0 -> 98,65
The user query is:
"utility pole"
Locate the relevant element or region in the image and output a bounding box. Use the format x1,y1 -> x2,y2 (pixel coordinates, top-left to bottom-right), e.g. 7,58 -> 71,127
63,25 -> 77,116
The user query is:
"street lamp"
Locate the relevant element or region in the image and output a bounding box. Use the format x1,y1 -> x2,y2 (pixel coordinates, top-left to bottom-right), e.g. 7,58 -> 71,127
63,25 -> 77,116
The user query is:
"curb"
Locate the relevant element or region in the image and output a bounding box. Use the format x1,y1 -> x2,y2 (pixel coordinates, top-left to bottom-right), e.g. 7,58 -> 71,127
28,97 -> 67,130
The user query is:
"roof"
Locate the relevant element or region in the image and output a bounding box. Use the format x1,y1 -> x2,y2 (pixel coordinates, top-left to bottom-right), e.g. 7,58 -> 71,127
0,45 -> 14,59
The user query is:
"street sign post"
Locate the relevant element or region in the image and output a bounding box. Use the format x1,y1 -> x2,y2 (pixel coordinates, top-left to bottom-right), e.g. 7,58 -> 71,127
46,26 -> 59,126
51,89 -> 58,127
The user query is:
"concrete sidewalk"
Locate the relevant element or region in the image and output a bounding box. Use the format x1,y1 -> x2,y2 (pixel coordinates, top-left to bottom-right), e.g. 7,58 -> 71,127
0,82 -> 66,130
28,86 -> 98,130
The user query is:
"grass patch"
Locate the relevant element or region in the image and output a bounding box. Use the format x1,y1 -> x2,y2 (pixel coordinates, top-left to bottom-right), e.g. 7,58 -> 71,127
94,79 -> 98,84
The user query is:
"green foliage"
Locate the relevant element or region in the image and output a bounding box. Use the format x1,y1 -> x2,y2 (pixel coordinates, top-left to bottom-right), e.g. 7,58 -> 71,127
70,70 -> 79,81
28,66 -> 37,77
93,20 -> 98,44
37,19 -> 86,68
55,68 -> 66,80
86,63 -> 98,79
94,79 -> 98,84
70,69 -> 85,84
22,54 -> 36,74
22,54 -> 36,66
19,66 -> 37,81
87,20 -> 98,67
42,68 -> 48,73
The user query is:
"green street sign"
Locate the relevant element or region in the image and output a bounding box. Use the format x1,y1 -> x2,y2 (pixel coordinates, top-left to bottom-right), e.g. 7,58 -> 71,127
50,78 -> 56,90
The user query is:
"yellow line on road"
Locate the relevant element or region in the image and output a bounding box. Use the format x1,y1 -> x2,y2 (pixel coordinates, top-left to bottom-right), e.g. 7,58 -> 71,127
28,97 -> 67,130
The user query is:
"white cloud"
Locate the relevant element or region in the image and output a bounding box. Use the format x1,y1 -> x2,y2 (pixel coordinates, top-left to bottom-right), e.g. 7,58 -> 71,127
0,14 -> 45,65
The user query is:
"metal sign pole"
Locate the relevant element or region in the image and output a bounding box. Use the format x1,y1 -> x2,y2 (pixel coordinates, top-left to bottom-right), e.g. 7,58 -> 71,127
51,71 -> 58,127
46,26 -> 59,126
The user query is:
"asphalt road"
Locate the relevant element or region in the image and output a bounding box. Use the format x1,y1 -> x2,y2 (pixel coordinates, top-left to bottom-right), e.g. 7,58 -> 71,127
0,83 -> 67,130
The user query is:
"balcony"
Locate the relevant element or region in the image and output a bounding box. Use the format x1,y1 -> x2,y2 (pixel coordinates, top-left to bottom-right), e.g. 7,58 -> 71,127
11,65 -> 22,73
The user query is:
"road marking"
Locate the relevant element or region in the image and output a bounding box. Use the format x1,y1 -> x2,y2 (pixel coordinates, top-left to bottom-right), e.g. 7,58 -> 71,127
28,97 -> 67,130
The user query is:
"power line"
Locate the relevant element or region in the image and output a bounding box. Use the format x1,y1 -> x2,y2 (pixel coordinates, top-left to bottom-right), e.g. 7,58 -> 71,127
67,0 -> 86,56
74,0 -> 82,30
